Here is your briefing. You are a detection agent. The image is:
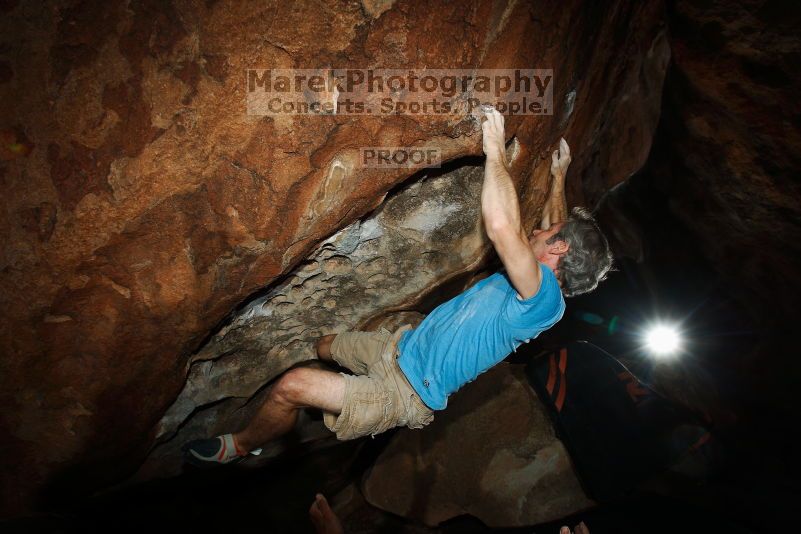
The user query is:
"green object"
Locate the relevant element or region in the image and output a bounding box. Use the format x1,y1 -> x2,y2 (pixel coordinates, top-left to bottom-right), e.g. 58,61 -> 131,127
578,311 -> 604,325
608,316 -> 619,335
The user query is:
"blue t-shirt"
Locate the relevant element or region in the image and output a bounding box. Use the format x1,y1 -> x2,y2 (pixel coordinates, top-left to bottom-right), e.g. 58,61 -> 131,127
397,264 -> 565,410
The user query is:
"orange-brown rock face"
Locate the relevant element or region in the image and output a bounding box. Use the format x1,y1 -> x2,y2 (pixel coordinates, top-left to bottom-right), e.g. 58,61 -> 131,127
0,0 -> 667,515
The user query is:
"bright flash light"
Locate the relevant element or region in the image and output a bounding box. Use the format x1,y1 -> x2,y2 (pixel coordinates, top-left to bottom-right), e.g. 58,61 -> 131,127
644,324 -> 681,357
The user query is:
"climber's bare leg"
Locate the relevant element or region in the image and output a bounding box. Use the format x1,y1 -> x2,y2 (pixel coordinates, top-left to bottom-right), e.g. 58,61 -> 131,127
233,366 -> 344,451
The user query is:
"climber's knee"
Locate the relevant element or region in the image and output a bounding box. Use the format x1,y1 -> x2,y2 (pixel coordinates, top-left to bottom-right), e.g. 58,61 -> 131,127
271,367 -> 345,413
272,368 -> 309,406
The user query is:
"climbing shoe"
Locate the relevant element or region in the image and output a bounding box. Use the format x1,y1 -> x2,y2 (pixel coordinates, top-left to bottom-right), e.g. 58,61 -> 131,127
182,433 -> 257,467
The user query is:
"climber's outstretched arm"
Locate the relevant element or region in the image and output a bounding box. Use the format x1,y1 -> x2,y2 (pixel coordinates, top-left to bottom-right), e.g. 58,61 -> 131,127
481,109 -> 521,232
481,109 -> 542,300
540,138 -> 571,230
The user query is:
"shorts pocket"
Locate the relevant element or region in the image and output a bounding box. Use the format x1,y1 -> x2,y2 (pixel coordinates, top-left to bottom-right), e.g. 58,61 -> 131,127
406,393 -> 434,429
351,391 -> 396,438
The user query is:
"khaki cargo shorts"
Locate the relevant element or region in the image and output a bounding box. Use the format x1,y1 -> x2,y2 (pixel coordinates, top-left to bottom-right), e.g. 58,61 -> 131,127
323,324 -> 434,440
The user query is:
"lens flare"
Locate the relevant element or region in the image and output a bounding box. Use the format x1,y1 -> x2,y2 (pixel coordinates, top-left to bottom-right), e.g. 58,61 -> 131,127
644,324 -> 681,357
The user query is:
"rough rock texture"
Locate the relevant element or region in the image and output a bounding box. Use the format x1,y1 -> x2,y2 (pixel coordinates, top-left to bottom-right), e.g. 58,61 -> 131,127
362,363 -> 594,527
0,0 -> 668,514
133,159 -> 497,482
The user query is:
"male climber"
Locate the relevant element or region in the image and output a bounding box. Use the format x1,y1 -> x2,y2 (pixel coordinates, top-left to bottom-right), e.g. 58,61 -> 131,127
183,109 -> 613,465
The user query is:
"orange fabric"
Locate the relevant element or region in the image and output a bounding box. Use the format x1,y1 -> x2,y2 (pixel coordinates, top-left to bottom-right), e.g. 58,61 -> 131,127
618,371 -> 650,403
554,349 -> 568,412
546,352 -> 558,395
555,381 -> 567,411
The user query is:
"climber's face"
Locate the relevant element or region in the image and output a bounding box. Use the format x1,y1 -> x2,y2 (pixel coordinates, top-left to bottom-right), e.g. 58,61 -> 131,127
528,223 -> 568,274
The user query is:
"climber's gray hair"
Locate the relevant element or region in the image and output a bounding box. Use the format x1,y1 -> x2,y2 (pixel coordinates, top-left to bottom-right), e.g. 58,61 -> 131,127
548,207 -> 613,297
